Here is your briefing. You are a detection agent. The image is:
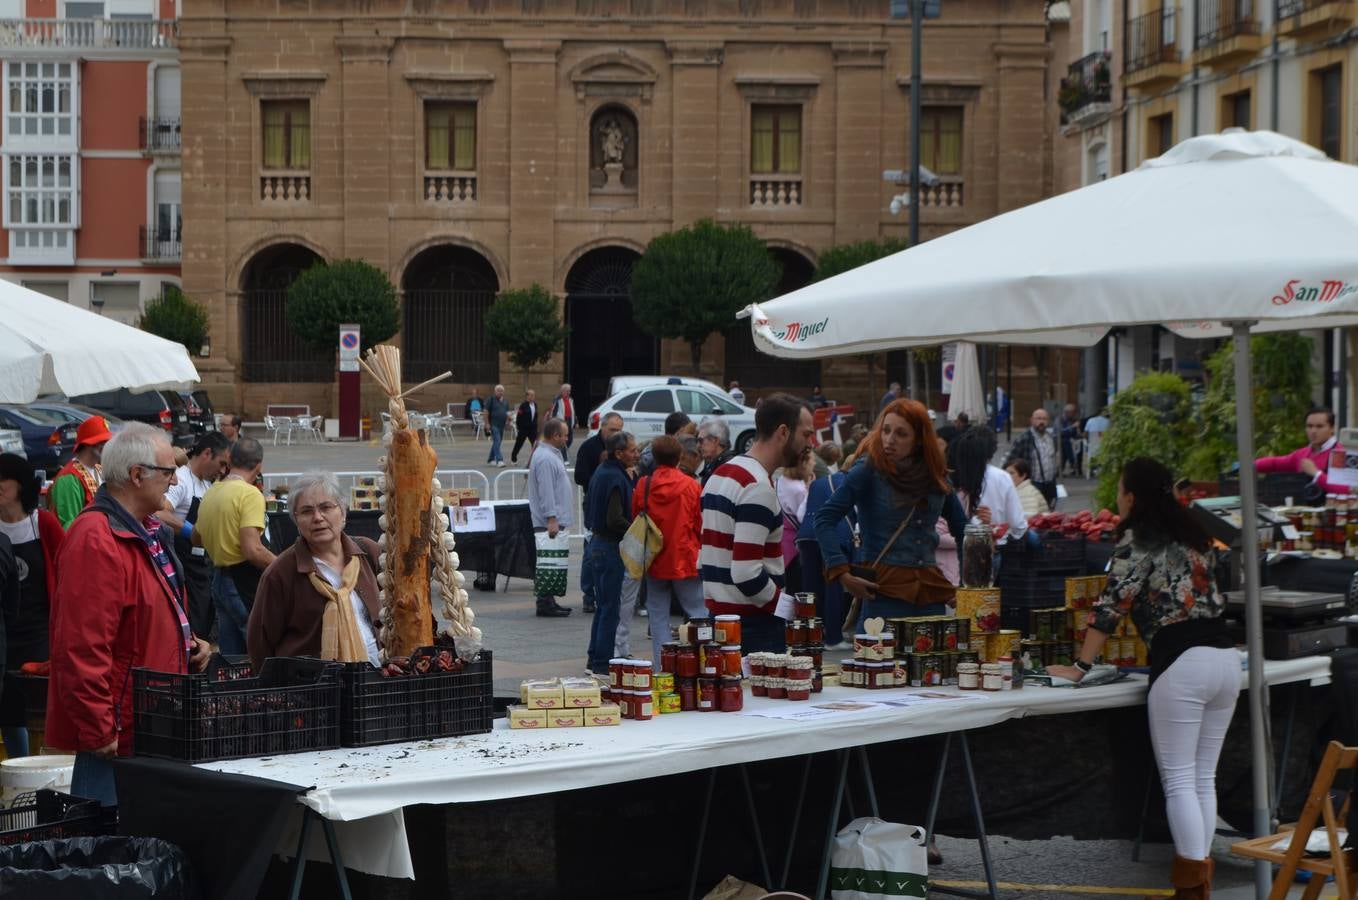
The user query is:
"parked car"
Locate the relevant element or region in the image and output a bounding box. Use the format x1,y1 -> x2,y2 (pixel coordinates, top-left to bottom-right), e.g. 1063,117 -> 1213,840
0,405 -> 78,470
27,401 -> 128,434
588,385 -> 757,452
178,390 -> 217,435
605,375 -> 730,399
68,389 -> 195,447
0,428 -> 24,459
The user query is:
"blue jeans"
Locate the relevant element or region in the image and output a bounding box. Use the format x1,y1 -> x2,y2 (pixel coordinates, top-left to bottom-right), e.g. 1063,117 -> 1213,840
487,424 -> 505,463
72,751 -> 118,807
212,567 -> 249,655
586,538 -> 623,673
797,539 -> 847,647
579,536 -> 596,607
644,577 -> 704,668
857,596 -> 949,634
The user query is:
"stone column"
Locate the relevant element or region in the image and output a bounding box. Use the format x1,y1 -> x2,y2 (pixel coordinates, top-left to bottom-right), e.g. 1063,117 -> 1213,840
993,41 -> 1051,214
667,41 -> 723,226
504,39 -> 561,290
336,36 -> 396,267
833,41 -> 887,243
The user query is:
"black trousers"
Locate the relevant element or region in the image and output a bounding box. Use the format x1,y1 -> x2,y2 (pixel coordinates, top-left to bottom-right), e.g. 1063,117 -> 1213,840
175,537 -> 216,639
511,428 -> 538,462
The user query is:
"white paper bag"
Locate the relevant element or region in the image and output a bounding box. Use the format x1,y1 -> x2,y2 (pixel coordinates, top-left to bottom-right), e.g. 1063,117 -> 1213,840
829,817 -> 928,900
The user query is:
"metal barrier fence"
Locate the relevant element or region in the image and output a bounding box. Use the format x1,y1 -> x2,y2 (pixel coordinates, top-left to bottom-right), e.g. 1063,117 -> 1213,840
263,469 -> 491,498
493,467 -> 587,543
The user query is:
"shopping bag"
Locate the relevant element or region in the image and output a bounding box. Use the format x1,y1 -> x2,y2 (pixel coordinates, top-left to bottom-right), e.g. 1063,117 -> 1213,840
534,531 -> 570,597
829,817 -> 928,900
620,474 -> 664,580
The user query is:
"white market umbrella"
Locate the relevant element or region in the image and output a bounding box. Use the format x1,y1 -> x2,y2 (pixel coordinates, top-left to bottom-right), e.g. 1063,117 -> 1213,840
945,341 -> 985,426
0,280 -> 199,401
747,130 -> 1358,894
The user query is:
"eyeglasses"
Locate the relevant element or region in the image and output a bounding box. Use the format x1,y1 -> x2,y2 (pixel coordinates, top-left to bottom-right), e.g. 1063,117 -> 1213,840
295,502 -> 341,519
138,463 -> 177,476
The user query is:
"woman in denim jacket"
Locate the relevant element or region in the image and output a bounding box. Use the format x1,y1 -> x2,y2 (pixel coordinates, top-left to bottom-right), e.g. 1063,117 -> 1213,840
814,398 -> 966,625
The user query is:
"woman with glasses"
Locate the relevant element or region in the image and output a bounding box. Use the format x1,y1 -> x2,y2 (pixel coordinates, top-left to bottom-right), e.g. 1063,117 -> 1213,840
246,472 -> 382,670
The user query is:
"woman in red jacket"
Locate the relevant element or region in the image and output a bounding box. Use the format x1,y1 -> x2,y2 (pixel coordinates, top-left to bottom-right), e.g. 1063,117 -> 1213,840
633,436 -> 704,669
0,453 -> 63,758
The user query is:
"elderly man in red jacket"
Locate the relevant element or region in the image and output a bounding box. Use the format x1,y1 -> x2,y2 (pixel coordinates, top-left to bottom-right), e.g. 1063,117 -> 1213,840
47,421 -> 210,806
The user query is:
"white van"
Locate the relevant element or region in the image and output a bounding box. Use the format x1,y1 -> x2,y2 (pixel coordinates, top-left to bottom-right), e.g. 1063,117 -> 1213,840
605,375 -> 729,399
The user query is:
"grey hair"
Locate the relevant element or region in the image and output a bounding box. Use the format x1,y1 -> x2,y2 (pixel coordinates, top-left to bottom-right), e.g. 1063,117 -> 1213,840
542,417 -> 568,440
698,417 -> 730,448
101,421 -> 171,487
289,472 -> 346,522
604,429 -> 634,457
600,412 -> 623,427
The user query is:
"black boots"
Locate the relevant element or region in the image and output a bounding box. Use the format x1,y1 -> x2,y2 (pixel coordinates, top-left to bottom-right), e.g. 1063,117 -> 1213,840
536,597 -> 571,617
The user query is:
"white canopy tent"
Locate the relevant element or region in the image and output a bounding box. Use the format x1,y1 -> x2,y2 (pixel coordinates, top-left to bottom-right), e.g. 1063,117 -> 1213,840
0,280 -> 200,402
746,130 -> 1358,896
945,341 -> 986,427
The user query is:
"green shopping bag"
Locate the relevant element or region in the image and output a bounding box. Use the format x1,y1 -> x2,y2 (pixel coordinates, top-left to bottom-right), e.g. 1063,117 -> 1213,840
829,818 -> 928,899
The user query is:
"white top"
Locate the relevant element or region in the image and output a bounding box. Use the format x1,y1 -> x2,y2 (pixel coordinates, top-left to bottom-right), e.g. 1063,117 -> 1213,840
957,465 -> 1029,542
313,556 -> 382,668
1084,415 -> 1111,435
0,511 -> 39,546
165,463 -> 213,519
774,474 -> 808,524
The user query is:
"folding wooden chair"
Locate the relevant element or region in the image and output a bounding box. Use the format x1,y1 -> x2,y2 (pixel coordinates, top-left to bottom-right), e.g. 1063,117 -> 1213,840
1232,740 -> 1358,900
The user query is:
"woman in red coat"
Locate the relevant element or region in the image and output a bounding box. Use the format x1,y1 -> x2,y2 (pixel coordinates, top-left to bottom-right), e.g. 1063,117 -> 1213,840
0,453 -> 63,757
632,436 -> 704,669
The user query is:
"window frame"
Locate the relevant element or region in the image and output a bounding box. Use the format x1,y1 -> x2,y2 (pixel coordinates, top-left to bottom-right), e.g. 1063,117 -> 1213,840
260,98 -> 311,171
750,103 -> 802,175
1319,66 -> 1342,160
4,61 -> 78,151
919,106 -> 964,177
424,99 -> 477,172
634,389 -> 677,415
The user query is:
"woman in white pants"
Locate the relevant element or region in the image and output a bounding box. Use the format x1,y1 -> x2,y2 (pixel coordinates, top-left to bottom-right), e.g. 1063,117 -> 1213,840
1048,458 -> 1238,900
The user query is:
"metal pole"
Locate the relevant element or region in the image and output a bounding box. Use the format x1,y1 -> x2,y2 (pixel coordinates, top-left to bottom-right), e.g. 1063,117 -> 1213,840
906,0 -> 923,402
1231,321 -> 1272,900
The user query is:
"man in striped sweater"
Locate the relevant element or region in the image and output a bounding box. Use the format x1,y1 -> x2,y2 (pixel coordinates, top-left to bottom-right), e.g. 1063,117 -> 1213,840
700,394 -> 817,653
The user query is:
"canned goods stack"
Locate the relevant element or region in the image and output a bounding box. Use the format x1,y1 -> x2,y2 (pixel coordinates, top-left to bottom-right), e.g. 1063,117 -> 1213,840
509,676 -> 621,728
651,612 -> 746,713
1063,575 -> 1147,668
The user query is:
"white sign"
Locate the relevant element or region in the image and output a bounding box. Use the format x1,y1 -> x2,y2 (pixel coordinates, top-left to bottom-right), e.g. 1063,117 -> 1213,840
451,504 -> 496,533
1327,449 -> 1358,489
940,342 -> 957,395
339,324 -> 360,373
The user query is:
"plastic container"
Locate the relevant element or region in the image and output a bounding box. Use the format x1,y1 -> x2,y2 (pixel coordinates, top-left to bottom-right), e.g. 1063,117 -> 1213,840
962,520 -> 995,588
336,649 -> 492,748
0,789 -> 114,846
0,756 -> 74,810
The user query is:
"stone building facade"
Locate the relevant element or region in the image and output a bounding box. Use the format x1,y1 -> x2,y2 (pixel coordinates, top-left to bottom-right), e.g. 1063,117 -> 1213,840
182,0 -> 1073,421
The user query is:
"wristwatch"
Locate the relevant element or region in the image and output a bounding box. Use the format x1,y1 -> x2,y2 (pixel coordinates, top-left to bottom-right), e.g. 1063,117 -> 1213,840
1074,659 -> 1093,673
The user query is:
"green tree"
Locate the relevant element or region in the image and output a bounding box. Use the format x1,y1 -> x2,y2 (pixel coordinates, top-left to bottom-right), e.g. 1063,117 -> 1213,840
484,284 -> 569,387
813,237 -> 910,406
630,219 -> 781,373
1184,333 -> 1315,480
285,259 -> 400,353
1091,371 -> 1193,509
138,286 -> 209,355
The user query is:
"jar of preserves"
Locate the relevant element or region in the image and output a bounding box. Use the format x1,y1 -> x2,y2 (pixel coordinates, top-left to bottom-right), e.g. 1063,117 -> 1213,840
697,677 -> 718,711
719,676 -> 744,711
811,670 -> 823,693
962,520 -> 995,588
714,614 -> 742,646
677,677 -> 698,711
631,661 -> 652,691
981,663 -> 1003,691
751,675 -> 768,697
676,645 -> 699,678
997,655 -> 1014,691
880,629 -> 896,658
632,690 -> 653,720
700,642 -> 723,677
785,657 -> 814,682
766,677 -> 787,700
690,617 -> 715,644
958,662 -> 980,690
721,645 -> 743,677
785,618 -> 808,646
660,643 -> 679,674
765,654 -> 787,680
806,617 -> 825,644
786,679 -> 811,701
748,653 -> 767,677
794,592 -> 818,619
609,658 -> 627,689
803,643 -> 825,670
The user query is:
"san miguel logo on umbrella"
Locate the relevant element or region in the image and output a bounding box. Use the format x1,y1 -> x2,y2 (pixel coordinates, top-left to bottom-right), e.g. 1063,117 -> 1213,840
1272,278 -> 1358,305
772,317 -> 831,343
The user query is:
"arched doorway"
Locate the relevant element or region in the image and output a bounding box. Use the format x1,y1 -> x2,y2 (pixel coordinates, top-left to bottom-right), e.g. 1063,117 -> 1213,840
564,246 -> 656,415
239,243 -> 329,383
402,245 -> 501,384
724,246 -> 822,399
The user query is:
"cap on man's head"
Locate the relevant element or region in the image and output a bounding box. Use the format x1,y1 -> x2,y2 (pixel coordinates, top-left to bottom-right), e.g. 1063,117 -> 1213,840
76,415 -> 113,448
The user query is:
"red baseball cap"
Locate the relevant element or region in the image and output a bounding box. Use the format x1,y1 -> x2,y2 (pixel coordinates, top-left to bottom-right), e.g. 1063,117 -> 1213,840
76,415 -> 113,449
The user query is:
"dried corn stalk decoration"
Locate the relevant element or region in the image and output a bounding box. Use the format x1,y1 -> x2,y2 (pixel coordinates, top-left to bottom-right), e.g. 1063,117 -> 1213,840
360,345 -> 481,662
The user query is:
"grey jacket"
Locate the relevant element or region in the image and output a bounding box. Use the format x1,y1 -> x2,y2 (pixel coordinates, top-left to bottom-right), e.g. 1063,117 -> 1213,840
527,443 -> 574,528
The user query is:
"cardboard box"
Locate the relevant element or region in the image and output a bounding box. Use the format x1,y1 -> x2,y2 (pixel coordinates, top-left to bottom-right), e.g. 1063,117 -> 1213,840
548,709 -> 585,728
584,704 -> 621,726
523,680 -> 564,709
561,678 -> 601,708
508,706 -> 547,730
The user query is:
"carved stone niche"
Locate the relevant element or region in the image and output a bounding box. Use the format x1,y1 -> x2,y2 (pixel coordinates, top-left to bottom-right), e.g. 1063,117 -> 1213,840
588,105 -> 639,207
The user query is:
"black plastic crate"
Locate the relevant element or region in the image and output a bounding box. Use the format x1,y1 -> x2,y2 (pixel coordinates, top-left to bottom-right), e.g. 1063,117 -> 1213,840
340,650 -> 493,747
0,789 -> 115,847
1219,472 -> 1315,507
1002,533 -> 1087,570
132,656 -> 339,763
997,570 -> 1076,609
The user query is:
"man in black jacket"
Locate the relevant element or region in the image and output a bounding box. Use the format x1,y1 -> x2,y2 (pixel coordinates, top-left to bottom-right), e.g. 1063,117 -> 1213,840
510,389 -> 539,465
573,413 -> 623,613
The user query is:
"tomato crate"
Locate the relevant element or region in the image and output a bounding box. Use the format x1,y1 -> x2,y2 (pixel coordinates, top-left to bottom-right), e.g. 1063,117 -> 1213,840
132,656 -> 339,763
339,649 -> 493,747
0,790 -> 116,847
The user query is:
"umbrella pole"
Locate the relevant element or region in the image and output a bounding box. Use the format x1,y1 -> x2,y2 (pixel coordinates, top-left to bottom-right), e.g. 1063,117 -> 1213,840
1230,321 -> 1272,900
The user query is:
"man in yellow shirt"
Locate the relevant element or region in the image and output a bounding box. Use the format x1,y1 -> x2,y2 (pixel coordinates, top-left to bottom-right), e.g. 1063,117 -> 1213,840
195,438 -> 275,654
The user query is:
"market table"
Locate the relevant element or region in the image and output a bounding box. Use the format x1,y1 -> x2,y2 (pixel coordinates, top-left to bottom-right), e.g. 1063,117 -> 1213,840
196,652 -> 1331,894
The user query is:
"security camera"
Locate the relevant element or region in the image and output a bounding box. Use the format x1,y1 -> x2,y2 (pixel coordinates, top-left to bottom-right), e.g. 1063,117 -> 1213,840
889,197 -> 903,215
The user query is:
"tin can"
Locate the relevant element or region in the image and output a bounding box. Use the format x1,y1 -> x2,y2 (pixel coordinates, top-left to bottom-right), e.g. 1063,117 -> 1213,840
937,619 -> 960,652
954,617 -> 971,651
1052,640 -> 1075,667
955,587 -> 1001,633
956,650 -> 980,667
1020,640 -> 1047,671
940,651 -> 957,685
1134,639 -> 1148,667
910,653 -> 943,687
653,672 -> 675,694
659,692 -> 682,714
908,619 -> 936,654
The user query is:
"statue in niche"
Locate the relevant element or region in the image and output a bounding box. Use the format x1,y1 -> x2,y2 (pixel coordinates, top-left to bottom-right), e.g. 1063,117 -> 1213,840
599,116 -> 627,166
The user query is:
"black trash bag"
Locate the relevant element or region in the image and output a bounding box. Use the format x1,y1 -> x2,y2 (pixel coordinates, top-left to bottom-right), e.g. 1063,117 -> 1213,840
0,836 -> 198,900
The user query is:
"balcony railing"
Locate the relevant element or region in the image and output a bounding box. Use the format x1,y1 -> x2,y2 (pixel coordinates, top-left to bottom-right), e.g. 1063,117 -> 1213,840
1195,0 -> 1259,48
140,226 -> 181,261
1058,51 -> 1113,125
750,174 -> 802,208
921,175 -> 964,209
424,172 -> 477,203
260,172 -> 311,202
1276,0 -> 1357,28
1125,7 -> 1179,73
140,117 -> 181,153
0,18 -> 177,50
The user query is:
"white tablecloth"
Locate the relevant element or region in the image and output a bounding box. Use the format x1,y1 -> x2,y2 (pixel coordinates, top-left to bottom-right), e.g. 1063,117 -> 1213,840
197,654 -> 1331,878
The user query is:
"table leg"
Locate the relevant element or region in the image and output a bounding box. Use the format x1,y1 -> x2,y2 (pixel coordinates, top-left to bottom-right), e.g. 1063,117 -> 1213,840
687,768 -> 719,900
1271,682 -> 1299,827
781,755 -> 815,890
739,764 -> 774,892
286,807 -> 314,900
815,749 -> 853,900
856,746 -> 880,819
1132,770 -> 1154,862
320,814 -> 354,900
928,733 -> 999,900
925,732 -> 952,842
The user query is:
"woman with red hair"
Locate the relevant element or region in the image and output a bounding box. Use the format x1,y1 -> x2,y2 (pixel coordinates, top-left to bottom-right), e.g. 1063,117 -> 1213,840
813,399 -> 966,628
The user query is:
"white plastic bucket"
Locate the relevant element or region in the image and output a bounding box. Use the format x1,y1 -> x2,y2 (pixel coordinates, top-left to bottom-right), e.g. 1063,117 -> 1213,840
0,754 -> 75,808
